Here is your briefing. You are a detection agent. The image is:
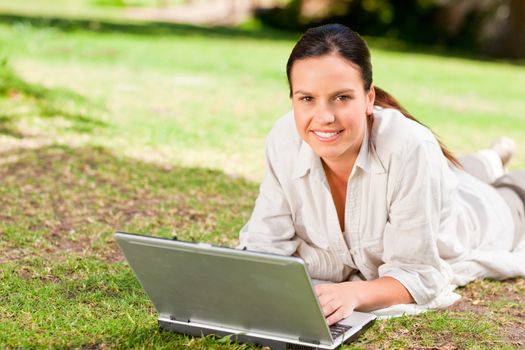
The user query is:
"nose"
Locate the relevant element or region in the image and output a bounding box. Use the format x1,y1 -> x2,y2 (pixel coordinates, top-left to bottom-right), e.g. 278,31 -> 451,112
314,103 -> 335,124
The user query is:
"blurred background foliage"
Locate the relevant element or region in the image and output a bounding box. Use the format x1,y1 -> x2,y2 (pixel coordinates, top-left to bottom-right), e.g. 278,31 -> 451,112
92,0 -> 185,7
1,0 -> 523,58
256,0 -> 525,58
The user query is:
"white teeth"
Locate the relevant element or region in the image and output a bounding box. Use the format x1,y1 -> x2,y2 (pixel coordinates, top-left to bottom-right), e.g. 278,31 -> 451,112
313,131 -> 339,138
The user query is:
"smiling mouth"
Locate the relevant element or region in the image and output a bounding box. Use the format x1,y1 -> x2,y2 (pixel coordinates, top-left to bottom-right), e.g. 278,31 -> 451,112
312,130 -> 342,141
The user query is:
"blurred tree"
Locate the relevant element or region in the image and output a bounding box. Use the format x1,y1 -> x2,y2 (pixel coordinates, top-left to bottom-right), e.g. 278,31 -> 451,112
483,0 -> 525,58
255,0 -> 525,58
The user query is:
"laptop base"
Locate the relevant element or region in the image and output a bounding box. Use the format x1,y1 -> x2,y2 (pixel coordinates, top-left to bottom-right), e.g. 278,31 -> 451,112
158,316 -> 339,350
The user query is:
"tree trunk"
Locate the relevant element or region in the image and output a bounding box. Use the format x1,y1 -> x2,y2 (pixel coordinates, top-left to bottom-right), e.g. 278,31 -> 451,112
486,0 -> 525,58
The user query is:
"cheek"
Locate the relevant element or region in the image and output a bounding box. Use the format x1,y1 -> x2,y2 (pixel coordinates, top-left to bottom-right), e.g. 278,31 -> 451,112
293,115 -> 309,136
292,100 -> 306,114
292,105 -> 310,129
341,112 -> 367,136
344,101 -> 368,121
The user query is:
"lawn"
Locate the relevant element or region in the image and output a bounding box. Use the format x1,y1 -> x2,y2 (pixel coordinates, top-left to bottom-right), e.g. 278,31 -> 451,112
0,2 -> 524,349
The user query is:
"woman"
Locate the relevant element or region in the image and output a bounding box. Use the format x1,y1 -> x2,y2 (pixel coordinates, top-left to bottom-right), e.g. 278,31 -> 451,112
239,24 -> 525,324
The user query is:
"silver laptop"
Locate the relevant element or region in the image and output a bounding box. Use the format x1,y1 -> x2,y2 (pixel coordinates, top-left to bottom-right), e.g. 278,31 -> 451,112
114,231 -> 376,349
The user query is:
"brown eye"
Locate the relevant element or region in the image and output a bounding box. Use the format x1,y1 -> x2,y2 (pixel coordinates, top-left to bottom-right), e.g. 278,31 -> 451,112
300,96 -> 313,102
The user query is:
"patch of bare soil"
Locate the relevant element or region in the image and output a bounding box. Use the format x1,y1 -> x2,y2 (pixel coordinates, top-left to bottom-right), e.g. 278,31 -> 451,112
0,247 -> 33,264
450,278 -> 525,347
16,266 -> 61,284
124,0 -> 275,26
0,145 -> 251,263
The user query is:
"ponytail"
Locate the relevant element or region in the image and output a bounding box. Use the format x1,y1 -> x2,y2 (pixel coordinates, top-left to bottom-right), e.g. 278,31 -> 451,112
373,86 -> 461,167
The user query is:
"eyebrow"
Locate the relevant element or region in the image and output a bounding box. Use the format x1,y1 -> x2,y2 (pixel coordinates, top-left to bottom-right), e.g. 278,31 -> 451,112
293,88 -> 356,96
293,90 -> 311,96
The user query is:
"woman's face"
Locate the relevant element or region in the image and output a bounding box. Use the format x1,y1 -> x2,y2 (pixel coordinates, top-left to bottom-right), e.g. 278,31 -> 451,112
290,54 -> 375,165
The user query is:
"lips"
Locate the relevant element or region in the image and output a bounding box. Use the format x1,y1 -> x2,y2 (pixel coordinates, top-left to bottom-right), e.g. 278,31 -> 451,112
311,130 -> 342,141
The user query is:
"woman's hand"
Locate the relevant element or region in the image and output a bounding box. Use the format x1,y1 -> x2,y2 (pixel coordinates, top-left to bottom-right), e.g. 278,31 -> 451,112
315,282 -> 363,325
315,277 -> 414,325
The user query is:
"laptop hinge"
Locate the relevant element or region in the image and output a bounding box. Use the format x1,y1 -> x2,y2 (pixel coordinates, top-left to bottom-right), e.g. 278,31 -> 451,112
169,315 -> 190,323
297,337 -> 320,345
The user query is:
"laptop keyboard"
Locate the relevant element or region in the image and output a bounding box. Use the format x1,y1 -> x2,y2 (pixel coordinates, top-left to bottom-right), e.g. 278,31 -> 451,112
329,323 -> 352,339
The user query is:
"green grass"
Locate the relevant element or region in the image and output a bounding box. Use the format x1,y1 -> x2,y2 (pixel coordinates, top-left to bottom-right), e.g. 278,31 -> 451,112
0,2 -> 524,349
0,257 -> 252,349
0,145 -> 258,348
0,0 -> 190,21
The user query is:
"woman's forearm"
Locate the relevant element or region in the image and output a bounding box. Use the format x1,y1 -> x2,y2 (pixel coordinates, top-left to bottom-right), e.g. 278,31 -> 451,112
353,276 -> 414,311
315,276 -> 414,325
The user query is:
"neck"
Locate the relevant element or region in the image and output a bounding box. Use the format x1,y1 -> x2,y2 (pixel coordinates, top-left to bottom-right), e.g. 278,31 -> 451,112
321,156 -> 355,183
321,142 -> 361,181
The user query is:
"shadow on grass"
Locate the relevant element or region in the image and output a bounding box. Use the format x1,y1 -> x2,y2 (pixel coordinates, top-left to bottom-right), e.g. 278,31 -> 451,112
0,115 -> 24,137
0,58 -> 107,137
0,12 -> 300,41
0,143 -> 257,262
110,325 -> 244,349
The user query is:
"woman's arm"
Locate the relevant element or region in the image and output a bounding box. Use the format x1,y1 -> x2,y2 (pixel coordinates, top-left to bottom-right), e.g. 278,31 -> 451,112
238,131 -> 301,255
315,277 -> 414,325
315,140 -> 454,325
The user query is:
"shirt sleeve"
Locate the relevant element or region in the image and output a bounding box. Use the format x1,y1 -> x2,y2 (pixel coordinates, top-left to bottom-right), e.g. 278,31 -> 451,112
238,135 -> 351,281
378,141 -> 453,305
238,136 -> 299,255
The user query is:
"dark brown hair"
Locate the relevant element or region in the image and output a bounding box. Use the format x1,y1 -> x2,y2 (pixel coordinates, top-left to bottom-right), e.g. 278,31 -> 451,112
286,23 -> 460,167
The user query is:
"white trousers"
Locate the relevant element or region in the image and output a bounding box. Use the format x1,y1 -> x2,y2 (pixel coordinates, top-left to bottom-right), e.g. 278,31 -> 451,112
460,149 -> 525,246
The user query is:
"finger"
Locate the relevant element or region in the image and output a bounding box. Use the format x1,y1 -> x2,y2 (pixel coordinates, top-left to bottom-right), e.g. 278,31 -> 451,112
314,283 -> 327,296
326,308 -> 346,326
317,294 -> 334,307
322,298 -> 343,317
315,283 -> 337,296
321,301 -> 337,317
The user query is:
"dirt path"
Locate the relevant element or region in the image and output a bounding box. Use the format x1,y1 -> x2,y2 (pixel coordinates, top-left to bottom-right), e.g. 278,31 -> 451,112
125,0 -> 277,26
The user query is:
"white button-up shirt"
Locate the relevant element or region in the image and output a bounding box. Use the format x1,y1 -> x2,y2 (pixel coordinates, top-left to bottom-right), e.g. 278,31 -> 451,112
239,107 -> 524,307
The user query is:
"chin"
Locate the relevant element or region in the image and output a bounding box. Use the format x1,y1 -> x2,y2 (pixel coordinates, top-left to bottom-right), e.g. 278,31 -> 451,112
312,148 -> 345,160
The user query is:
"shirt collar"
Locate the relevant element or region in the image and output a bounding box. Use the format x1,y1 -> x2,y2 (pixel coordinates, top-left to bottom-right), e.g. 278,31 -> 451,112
292,141 -> 319,179
292,118 -> 386,180
355,122 -> 386,175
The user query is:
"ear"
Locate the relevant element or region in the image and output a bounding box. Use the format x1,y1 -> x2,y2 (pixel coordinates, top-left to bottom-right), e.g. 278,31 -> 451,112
366,84 -> 376,116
